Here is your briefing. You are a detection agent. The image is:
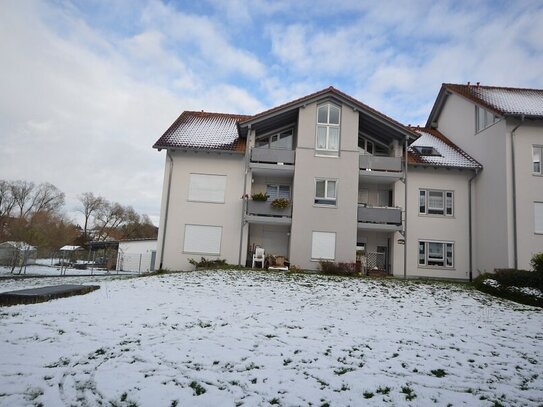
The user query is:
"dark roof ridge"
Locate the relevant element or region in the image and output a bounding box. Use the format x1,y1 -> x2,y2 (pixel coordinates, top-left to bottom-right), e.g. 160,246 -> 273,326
443,83 -> 543,92
182,110 -> 253,119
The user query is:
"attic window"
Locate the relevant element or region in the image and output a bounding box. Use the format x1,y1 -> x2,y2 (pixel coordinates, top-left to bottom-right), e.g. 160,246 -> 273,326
476,106 -> 499,132
414,146 -> 441,156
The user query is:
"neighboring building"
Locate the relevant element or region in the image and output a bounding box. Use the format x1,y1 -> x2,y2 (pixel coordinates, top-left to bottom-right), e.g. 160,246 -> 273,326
153,86 -> 489,279
116,239 -> 157,273
426,83 -> 543,273
0,241 -> 37,266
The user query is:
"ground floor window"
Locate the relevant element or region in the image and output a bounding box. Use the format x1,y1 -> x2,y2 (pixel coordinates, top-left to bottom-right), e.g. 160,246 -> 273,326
183,224 -> 222,255
311,231 -> 336,260
418,240 -> 454,268
535,202 -> 543,234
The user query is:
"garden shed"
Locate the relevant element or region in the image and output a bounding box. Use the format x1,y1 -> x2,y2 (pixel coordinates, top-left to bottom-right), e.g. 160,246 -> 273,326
0,241 -> 37,266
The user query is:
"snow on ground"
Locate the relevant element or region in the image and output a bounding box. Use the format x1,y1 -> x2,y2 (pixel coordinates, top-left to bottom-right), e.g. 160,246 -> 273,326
0,271 -> 542,406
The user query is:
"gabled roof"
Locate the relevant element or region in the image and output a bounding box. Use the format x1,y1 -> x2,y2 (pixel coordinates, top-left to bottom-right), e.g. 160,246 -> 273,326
427,83 -> 543,126
240,86 -> 418,140
408,127 -> 482,170
153,111 -> 251,152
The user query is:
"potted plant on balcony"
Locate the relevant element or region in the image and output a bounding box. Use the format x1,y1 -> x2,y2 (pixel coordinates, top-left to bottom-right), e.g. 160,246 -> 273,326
251,192 -> 268,201
270,198 -> 290,209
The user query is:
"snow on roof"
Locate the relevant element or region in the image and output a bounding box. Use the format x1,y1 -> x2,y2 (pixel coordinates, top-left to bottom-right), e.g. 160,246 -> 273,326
60,245 -> 83,251
445,84 -> 543,118
0,241 -> 37,251
153,111 -> 251,151
408,128 -> 482,169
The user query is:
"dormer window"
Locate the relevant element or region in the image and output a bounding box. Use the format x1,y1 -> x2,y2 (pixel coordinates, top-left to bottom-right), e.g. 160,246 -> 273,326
414,146 -> 441,156
476,106 -> 499,133
316,103 -> 340,156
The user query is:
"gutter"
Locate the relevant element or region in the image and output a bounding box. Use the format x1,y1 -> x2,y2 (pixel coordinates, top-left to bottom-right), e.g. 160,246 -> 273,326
510,115 -> 525,269
468,168 -> 480,282
403,136 -> 409,280
158,151 -> 174,270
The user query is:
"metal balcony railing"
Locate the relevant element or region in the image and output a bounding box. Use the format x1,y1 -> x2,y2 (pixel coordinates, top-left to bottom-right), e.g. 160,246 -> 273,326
359,155 -> 402,172
247,200 -> 292,217
250,148 -> 295,165
357,206 -> 402,225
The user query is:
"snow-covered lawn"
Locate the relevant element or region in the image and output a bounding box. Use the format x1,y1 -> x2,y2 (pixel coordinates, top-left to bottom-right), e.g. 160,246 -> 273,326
0,264 -> 134,277
0,271 -> 541,406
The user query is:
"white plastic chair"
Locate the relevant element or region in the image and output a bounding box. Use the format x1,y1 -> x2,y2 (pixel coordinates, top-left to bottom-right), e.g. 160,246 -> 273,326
252,247 -> 265,268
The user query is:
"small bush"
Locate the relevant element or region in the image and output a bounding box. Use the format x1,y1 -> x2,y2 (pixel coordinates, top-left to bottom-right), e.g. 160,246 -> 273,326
530,252 -> 543,273
319,261 -> 359,276
188,257 -> 228,269
270,198 -> 290,209
473,272 -> 543,308
493,269 -> 543,290
251,192 -> 268,201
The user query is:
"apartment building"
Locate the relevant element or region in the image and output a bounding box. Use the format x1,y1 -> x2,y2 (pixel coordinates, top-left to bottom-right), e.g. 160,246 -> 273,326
153,85 -> 541,279
426,83 -> 543,273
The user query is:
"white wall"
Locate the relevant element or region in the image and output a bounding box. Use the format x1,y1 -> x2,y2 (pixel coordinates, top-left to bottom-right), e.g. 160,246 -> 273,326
289,101 -> 359,270
436,92 -> 511,274
155,151 -> 245,270
117,240 -> 157,273
392,167 -> 473,280
512,121 -> 543,269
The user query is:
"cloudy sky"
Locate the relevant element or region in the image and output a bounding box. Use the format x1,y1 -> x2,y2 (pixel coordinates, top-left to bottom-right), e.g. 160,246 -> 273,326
1,0 -> 542,225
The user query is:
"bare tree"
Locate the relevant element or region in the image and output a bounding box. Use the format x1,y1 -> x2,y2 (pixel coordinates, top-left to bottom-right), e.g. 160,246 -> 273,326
77,192 -> 106,240
0,180 -> 16,218
94,201 -> 129,241
11,180 -> 35,218
30,183 -> 65,215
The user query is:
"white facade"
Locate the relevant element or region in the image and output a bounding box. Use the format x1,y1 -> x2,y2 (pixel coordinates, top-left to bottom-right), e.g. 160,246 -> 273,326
154,85 -> 542,279
116,239 -> 157,273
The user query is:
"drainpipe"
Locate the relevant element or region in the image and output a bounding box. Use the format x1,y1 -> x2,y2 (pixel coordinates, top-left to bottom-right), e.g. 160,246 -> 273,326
158,151 -> 174,270
403,136 -> 408,280
468,168 -> 480,282
238,125 -> 251,266
510,115 -> 524,269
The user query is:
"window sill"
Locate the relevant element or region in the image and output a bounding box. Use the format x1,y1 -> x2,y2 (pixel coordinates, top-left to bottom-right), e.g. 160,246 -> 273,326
418,214 -> 455,219
315,152 -> 339,158
418,265 -> 455,271
187,200 -> 225,204
311,258 -> 335,262
183,251 -> 221,256
532,173 -> 543,177
313,204 -> 337,208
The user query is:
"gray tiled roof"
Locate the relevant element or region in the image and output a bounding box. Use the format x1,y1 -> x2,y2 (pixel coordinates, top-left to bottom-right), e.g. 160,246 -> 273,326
153,111 -> 251,151
409,128 -> 482,169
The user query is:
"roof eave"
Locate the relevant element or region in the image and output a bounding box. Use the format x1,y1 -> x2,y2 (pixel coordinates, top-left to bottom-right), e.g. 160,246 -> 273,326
153,145 -> 245,155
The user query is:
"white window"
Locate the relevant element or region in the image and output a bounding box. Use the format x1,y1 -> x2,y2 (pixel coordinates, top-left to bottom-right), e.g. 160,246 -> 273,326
183,225 -> 222,255
266,184 -> 290,199
533,146 -> 542,175
475,106 -> 499,132
419,190 -> 453,216
535,202 -> 543,234
188,174 -> 227,203
315,179 -> 337,205
418,240 -> 454,268
316,103 -> 340,155
311,231 -> 336,260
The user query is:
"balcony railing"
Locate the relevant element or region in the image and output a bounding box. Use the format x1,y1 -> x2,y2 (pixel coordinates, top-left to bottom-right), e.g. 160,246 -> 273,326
357,206 -> 402,225
359,155 -> 402,172
247,200 -> 292,218
251,148 -> 295,165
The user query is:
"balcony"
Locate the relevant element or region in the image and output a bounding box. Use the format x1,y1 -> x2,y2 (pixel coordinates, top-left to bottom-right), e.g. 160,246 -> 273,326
357,206 -> 402,231
249,148 -> 295,177
245,200 -> 292,225
359,155 -> 403,184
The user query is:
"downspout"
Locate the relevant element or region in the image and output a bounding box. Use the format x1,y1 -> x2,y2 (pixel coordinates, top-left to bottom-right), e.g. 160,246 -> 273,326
468,168 -> 480,282
158,151 -> 174,270
238,125 -> 251,266
510,115 -> 524,269
403,136 -> 409,280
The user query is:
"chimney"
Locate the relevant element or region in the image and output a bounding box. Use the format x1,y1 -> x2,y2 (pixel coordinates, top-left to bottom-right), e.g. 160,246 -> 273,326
476,82 -> 480,87
467,81 -> 471,86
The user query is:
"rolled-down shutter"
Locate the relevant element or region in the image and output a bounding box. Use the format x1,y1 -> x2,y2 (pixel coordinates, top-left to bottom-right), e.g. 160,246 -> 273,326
535,203 -> 543,234
188,174 -> 226,203
184,225 -> 222,255
311,231 -> 336,260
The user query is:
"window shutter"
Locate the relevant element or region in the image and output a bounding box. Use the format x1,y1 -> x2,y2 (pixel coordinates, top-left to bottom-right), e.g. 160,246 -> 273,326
311,232 -> 336,260
419,190 -> 426,213
183,225 -> 222,255
188,174 -> 227,203
535,203 -> 543,234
